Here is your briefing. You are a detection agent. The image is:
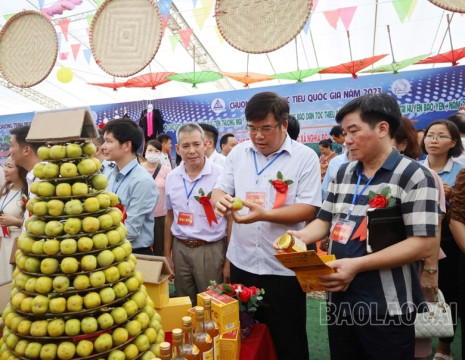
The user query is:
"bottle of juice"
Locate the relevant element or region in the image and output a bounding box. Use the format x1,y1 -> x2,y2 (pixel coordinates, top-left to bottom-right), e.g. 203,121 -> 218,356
192,306 -> 213,360
171,328 -> 186,360
160,341 -> 171,360
180,316 -> 200,360
203,298 -> 219,359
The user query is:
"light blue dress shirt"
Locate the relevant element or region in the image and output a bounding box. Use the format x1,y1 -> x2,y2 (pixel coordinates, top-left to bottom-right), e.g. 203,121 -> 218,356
106,157 -> 158,249
422,156 -> 464,187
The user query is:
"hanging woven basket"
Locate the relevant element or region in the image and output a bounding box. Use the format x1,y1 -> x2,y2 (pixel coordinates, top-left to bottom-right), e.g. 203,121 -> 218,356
0,11 -> 58,88
428,0 -> 465,13
90,0 -> 163,77
215,0 -> 313,54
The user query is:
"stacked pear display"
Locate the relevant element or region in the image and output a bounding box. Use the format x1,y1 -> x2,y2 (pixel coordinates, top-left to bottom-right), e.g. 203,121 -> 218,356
0,141 -> 164,360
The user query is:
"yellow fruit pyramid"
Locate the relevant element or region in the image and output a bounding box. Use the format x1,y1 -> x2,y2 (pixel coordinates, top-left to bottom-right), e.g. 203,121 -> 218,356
0,141 -> 164,360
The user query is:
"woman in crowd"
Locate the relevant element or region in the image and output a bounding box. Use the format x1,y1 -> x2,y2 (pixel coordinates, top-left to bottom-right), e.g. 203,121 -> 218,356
318,139 -> 336,183
0,156 -> 27,282
449,167 -> 465,360
141,139 -> 171,256
393,117 -> 445,359
421,119 -> 464,360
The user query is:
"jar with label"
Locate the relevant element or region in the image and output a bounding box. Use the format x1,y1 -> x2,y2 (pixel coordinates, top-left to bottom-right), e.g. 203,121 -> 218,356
277,233 -> 307,252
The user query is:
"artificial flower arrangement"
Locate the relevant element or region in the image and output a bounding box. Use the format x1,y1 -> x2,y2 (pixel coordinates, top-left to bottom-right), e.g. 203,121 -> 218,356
269,171 -> 293,209
368,186 -> 395,208
208,280 -> 265,313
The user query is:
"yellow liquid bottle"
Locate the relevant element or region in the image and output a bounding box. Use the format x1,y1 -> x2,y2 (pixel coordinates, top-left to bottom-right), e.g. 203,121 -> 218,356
193,306 -> 213,360
181,316 -> 200,360
160,341 -> 171,360
203,298 -> 220,360
172,328 -> 186,360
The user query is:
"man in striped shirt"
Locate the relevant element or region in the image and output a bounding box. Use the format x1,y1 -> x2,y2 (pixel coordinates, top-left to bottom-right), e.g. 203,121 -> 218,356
277,93 -> 440,360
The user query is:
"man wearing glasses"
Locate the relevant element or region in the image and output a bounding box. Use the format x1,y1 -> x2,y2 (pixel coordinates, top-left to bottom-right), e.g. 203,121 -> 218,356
212,92 -> 321,360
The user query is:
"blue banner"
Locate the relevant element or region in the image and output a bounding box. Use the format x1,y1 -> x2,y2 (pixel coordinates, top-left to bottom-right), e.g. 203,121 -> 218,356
1,65 -> 464,163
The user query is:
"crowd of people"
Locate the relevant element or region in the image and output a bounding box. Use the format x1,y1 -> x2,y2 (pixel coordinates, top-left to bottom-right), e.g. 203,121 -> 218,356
1,92 -> 465,360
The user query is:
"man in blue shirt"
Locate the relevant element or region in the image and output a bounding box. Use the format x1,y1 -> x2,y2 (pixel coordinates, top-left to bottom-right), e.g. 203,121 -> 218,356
101,119 -> 159,255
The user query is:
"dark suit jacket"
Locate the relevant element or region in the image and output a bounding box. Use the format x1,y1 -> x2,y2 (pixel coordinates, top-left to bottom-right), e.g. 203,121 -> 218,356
139,108 -> 163,142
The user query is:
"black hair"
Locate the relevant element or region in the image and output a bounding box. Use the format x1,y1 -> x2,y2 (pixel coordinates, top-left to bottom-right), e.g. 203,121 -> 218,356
287,115 -> 300,140
199,123 -> 219,146
318,139 -> 333,148
421,119 -> 464,158
10,125 -> 41,153
146,139 -> 162,152
335,93 -> 402,138
245,92 -> 289,126
157,133 -> 172,144
447,112 -> 465,134
329,125 -> 344,138
102,119 -> 143,154
220,133 -> 235,147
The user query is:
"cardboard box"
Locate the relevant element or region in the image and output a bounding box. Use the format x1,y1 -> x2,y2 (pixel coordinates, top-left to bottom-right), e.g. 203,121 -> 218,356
274,250 -> 335,291
135,254 -> 173,308
197,291 -> 239,333
0,281 -> 12,333
158,296 -> 192,332
219,329 -> 240,360
26,107 -> 99,143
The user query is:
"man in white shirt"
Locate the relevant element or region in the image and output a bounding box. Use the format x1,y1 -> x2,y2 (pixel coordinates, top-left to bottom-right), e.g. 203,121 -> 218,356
9,125 -> 41,224
212,92 -> 321,360
157,133 -> 174,168
199,123 -> 226,167
219,133 -> 238,156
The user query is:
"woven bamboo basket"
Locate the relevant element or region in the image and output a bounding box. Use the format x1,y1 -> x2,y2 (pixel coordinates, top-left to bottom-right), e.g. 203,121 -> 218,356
429,0 -> 465,13
0,11 -> 58,88
90,0 -> 163,77
215,0 -> 312,54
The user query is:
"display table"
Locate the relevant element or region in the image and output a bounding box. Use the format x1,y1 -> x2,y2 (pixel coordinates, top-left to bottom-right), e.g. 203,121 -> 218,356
164,323 -> 277,360
240,323 -> 277,360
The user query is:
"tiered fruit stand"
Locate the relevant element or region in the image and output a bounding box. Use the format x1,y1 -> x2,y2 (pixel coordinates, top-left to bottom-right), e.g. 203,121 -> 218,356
0,141 -> 164,360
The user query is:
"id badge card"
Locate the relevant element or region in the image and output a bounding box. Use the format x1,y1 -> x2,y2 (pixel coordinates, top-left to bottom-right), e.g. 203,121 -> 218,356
177,212 -> 194,226
329,217 -> 355,245
245,191 -> 266,208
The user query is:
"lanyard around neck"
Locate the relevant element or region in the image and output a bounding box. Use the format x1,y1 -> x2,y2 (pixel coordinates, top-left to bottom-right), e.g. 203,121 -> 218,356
253,150 -> 285,183
183,178 -> 200,205
347,172 -> 374,217
112,164 -> 138,194
0,187 -> 24,213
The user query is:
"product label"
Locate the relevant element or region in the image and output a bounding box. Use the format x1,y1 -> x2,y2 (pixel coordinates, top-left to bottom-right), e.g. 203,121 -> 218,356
203,348 -> 214,360
214,334 -> 220,360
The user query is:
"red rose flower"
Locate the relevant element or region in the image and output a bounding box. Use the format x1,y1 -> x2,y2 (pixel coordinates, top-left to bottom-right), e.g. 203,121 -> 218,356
239,287 -> 253,303
369,195 -> 388,208
250,286 -> 259,295
198,196 -> 211,205
272,180 -> 288,194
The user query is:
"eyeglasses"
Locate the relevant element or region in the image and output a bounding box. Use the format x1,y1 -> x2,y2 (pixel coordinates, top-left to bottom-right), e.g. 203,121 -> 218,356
246,124 -> 279,135
424,134 -> 453,141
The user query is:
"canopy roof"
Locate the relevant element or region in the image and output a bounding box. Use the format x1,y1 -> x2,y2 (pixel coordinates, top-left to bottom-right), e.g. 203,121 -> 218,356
0,0 -> 464,116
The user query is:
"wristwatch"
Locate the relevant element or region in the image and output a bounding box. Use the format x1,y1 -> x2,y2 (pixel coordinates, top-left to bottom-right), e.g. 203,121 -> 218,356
424,268 -> 438,274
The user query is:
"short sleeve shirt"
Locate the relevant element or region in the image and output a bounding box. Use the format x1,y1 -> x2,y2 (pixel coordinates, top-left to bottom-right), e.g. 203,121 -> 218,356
214,135 -> 322,276
318,149 -> 439,315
